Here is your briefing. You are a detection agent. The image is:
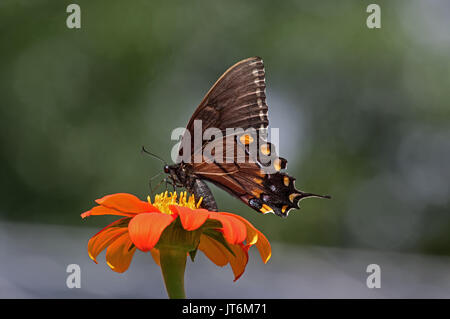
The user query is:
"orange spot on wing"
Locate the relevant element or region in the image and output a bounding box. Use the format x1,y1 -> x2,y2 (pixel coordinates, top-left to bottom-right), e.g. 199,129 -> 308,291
239,134 -> 254,145
273,158 -> 282,171
289,193 -> 300,203
252,189 -> 263,197
260,143 -> 271,155
260,204 -> 273,214
253,177 -> 264,185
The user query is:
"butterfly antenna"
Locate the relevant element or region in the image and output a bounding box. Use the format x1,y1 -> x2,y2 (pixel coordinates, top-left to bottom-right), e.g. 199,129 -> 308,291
141,146 -> 167,164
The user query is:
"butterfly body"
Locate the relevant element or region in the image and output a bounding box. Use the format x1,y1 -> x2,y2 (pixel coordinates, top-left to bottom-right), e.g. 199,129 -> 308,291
163,57 -> 329,217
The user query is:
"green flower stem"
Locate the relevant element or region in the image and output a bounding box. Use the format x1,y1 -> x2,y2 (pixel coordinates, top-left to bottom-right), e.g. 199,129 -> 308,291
159,247 -> 187,299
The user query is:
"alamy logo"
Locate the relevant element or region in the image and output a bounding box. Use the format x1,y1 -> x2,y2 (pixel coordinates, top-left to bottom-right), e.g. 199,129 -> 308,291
366,264 -> 381,288
66,264 -> 81,288
66,4 -> 81,29
366,4 -> 381,29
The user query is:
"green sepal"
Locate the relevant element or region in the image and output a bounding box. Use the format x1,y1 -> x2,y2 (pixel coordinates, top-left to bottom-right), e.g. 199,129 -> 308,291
189,246 -> 198,262
203,229 -> 236,257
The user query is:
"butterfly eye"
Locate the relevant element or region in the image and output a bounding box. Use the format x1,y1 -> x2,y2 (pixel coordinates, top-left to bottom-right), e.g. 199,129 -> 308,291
163,165 -> 170,174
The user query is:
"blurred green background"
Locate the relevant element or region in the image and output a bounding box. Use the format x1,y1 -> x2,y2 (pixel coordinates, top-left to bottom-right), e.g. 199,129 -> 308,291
1,0 -> 449,256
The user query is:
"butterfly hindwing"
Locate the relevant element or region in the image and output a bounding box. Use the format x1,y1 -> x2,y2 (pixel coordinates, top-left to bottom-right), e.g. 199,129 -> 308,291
191,130 -> 321,217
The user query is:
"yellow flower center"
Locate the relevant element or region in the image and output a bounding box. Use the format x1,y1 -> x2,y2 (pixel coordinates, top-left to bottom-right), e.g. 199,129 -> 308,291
148,191 -> 203,214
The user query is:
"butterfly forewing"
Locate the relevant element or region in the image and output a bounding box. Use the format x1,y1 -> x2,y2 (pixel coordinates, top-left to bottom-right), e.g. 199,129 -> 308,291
179,57 -> 269,157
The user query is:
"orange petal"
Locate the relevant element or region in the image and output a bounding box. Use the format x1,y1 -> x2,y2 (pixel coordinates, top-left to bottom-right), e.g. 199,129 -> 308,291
128,213 -> 176,251
96,193 -> 158,214
150,248 -> 161,266
221,213 -> 258,245
220,212 -> 271,263
87,218 -> 130,263
105,232 -> 136,273
198,235 -> 249,281
208,213 -> 247,245
170,206 -> 210,231
227,244 -> 249,281
198,234 -> 228,267
254,230 -> 271,264
82,205 -> 136,219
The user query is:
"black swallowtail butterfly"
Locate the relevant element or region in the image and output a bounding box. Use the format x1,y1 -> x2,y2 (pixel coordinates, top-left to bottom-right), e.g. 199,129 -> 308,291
162,57 -> 329,217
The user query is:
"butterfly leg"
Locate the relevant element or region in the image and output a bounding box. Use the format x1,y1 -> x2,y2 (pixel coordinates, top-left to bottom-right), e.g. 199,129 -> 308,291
148,172 -> 163,197
150,178 -> 167,195
164,178 -> 169,190
170,180 -> 177,192
163,178 -> 174,191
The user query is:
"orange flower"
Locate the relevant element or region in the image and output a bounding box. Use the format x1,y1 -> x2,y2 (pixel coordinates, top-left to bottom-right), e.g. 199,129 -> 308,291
81,191 -> 271,281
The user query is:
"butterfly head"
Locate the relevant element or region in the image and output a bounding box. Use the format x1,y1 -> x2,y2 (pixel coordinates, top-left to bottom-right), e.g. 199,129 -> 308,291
163,163 -> 189,187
